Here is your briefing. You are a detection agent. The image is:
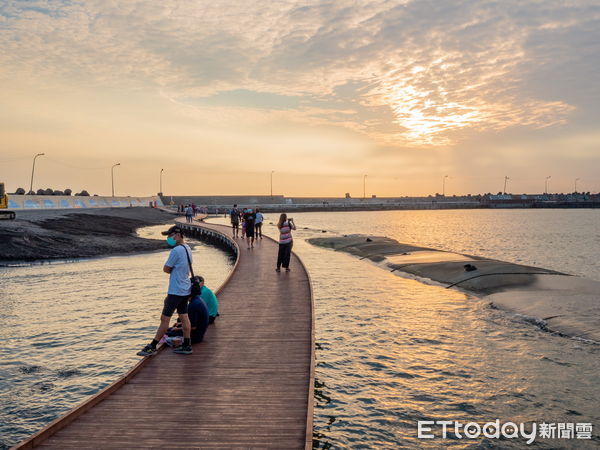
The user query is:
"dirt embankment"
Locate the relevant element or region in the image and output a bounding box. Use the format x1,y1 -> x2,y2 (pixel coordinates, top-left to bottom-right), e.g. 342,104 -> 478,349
0,208 -> 176,262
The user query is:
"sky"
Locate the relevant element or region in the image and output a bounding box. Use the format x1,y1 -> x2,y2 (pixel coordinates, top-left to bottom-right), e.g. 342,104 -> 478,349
1,0 -> 599,197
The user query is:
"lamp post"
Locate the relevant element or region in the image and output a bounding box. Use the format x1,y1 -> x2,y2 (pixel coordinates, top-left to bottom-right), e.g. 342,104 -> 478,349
111,163 -> 121,197
575,178 -> 580,193
545,176 -> 551,194
270,170 -> 275,197
504,176 -> 510,194
159,168 -> 164,195
29,153 -> 45,194
363,174 -> 367,199
442,175 -> 448,196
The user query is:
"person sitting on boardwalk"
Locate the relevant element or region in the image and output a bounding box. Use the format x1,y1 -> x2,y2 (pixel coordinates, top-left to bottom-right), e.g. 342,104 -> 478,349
197,276 -> 219,324
230,204 -> 240,238
276,214 -> 296,272
137,225 -> 194,356
244,208 -> 256,249
255,208 -> 264,239
165,294 -> 209,346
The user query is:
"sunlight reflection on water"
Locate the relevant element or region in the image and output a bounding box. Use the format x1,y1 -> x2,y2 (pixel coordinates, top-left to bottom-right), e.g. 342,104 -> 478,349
1,212 -> 599,449
213,211 -> 600,448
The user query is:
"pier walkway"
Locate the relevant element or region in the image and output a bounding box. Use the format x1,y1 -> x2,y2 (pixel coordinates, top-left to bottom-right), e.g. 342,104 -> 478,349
16,218 -> 314,449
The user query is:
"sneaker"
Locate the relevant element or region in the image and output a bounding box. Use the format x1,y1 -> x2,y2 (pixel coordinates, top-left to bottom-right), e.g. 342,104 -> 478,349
165,336 -> 183,348
173,345 -> 193,355
137,344 -> 157,356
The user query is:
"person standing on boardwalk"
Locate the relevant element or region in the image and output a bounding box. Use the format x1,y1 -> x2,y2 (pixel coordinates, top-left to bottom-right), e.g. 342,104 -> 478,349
255,208 -> 264,239
230,204 -> 240,238
137,225 -> 194,356
276,213 -> 296,272
240,208 -> 248,240
244,208 -> 256,249
185,205 -> 194,223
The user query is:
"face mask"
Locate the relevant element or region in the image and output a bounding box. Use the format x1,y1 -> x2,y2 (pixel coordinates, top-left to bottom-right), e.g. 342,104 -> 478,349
166,236 -> 177,247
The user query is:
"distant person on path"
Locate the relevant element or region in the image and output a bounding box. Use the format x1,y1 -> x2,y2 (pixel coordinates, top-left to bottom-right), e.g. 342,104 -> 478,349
197,276 -> 219,324
255,209 -> 264,239
230,204 -> 241,238
137,225 -> 193,356
185,205 -> 194,223
276,214 -> 296,272
241,208 -> 247,239
244,208 -> 256,249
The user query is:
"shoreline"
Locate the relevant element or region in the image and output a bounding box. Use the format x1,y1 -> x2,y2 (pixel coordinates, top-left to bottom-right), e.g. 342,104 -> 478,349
0,208 -> 176,263
309,235 -> 600,343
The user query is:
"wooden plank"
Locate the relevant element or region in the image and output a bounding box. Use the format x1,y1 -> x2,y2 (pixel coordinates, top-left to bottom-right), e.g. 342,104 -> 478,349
14,218 -> 314,449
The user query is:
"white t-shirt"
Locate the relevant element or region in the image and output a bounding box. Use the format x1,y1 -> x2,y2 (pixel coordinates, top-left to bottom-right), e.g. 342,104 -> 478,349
255,212 -> 264,224
165,244 -> 192,296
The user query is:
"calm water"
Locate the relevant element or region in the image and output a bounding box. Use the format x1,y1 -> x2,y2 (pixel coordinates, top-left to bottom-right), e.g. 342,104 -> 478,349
0,225 -> 233,449
1,210 -> 599,448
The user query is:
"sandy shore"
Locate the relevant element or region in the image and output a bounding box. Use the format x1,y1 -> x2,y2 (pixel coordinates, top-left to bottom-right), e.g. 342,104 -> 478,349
309,235 -> 600,343
0,208 -> 177,262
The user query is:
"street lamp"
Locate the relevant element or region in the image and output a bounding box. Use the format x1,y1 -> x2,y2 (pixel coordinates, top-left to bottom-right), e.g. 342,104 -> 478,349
504,176 -> 510,194
363,174 -> 367,199
545,176 -> 551,194
575,178 -> 580,193
442,175 -> 449,196
159,168 -> 164,195
270,170 -> 275,197
29,153 -> 45,194
111,163 -> 121,197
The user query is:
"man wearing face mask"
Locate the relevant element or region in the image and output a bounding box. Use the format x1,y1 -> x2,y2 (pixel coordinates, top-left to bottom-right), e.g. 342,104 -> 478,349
137,225 -> 193,356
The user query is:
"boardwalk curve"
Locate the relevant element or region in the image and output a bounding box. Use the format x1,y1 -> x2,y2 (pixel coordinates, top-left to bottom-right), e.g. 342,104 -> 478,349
14,218 -> 314,449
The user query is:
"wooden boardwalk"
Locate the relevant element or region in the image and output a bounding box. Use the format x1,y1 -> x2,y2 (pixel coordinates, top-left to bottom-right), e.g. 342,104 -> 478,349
16,218 -> 314,449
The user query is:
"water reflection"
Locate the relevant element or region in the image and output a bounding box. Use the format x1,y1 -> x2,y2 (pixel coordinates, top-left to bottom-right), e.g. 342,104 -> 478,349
0,226 -> 233,448
211,213 -> 600,448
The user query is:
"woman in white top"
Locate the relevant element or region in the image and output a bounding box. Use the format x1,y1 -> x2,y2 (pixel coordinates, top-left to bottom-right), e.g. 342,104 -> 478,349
276,213 -> 296,272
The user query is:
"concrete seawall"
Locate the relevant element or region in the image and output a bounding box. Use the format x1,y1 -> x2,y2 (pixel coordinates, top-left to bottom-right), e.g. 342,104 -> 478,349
8,195 -> 163,210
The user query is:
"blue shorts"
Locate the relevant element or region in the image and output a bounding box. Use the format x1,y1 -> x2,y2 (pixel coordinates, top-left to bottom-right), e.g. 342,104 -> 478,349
162,294 -> 190,317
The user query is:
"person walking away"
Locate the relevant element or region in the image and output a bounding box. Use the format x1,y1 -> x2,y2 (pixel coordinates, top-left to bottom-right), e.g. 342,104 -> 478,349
255,209 -> 264,239
137,225 -> 194,356
241,208 -> 247,239
185,205 -> 194,223
230,204 -> 240,238
244,208 -> 256,249
276,214 -> 296,272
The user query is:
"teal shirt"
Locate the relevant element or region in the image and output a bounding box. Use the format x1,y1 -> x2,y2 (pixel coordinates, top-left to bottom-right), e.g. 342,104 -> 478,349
200,286 -> 219,317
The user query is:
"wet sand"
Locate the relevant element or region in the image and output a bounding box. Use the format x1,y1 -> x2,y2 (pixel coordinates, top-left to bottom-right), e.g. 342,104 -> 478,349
0,208 -> 176,263
309,235 -> 600,343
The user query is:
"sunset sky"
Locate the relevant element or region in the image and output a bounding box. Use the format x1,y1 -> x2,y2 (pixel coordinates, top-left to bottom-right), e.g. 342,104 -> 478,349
1,0 -> 599,197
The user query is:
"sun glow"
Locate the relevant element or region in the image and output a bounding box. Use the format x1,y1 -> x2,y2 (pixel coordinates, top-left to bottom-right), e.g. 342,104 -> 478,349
385,84 -> 484,146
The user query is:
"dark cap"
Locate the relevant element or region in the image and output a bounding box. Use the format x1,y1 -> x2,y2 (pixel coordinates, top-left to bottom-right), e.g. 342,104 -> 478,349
161,225 -> 184,236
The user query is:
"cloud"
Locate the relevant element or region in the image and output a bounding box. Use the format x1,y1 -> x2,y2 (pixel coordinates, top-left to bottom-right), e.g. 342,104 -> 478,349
0,0 -> 597,149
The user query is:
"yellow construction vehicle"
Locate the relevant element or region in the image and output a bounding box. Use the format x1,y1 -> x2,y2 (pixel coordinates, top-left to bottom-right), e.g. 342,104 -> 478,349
0,182 -> 16,220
